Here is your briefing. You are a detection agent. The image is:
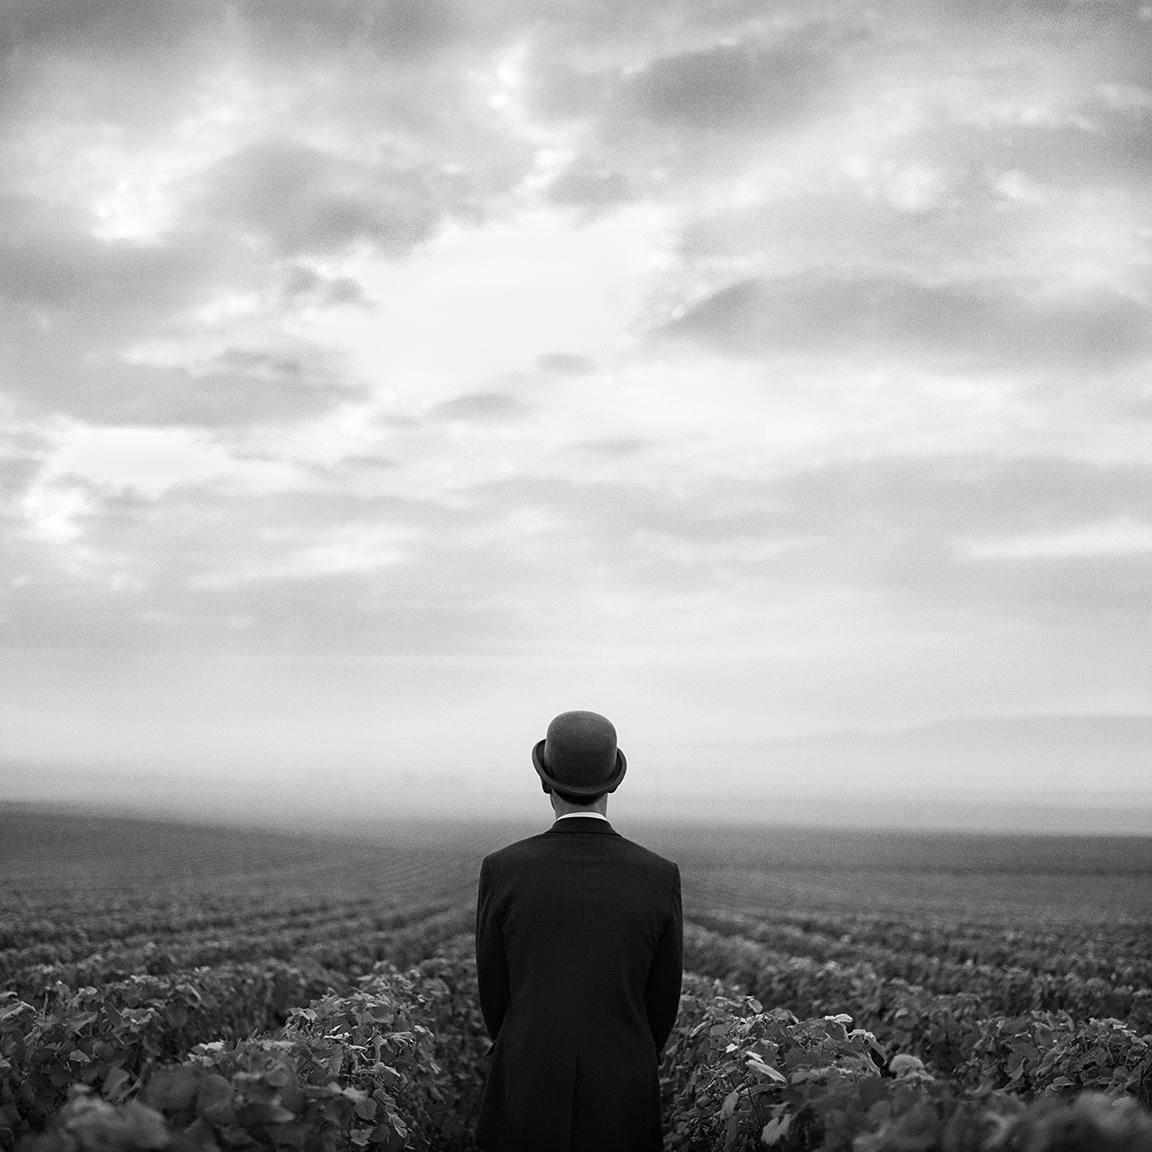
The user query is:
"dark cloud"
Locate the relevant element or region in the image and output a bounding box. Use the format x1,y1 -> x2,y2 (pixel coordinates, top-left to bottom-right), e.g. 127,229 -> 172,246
521,17 -> 868,199
666,272 -> 1152,375
0,0 -> 216,59
240,0 -> 469,67
281,265 -> 373,310
429,391 -> 531,423
1,0 -> 475,84
0,0 -> 229,129
197,140 -> 470,259
619,39 -> 838,132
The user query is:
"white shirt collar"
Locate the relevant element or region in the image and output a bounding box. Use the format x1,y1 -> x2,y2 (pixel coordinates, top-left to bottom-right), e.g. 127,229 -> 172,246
553,811 -> 609,822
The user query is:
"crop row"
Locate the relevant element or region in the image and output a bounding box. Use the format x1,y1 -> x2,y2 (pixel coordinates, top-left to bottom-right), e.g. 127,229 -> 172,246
0,857 -> 477,954
685,882 -> 1152,986
0,901 -> 474,993
9,946 -> 1152,1152
687,911 -> 1152,1029
681,924 -> 1152,1105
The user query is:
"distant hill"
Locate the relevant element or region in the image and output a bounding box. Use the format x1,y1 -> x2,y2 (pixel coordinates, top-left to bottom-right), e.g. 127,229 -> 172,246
644,713 -> 1152,833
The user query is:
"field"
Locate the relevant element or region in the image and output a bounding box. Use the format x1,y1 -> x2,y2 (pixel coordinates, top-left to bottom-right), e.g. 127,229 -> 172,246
2,804 -> 1152,1150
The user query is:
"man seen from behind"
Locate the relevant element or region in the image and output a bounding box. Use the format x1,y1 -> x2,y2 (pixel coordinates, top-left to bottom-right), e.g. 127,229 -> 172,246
475,710 -> 684,1151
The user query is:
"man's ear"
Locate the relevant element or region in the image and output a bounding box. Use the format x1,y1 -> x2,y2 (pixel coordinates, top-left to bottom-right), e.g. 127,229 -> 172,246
541,782 -> 552,794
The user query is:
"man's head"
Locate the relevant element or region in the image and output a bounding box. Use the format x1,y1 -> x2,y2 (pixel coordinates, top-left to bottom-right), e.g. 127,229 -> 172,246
532,710 -> 626,805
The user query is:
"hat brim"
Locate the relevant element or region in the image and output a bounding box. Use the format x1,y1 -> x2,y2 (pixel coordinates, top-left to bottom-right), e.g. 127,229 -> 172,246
532,739 -> 627,796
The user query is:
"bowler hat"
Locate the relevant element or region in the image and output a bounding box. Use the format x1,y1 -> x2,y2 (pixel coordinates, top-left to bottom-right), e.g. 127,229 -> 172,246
532,710 -> 627,797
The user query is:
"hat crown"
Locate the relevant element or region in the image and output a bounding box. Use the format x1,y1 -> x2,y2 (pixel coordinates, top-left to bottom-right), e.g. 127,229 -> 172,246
533,710 -> 627,795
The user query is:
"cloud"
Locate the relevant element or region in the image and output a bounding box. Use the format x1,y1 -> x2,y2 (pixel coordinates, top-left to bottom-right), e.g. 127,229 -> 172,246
281,265 -> 373,310
0,195 -> 221,321
5,446 -> 1152,676
747,455 -> 1152,621
0,0 -> 231,133
241,0 -> 469,67
618,38 -> 839,133
966,518 -> 1152,559
666,271 -> 1152,375
429,391 -> 532,423
196,140 -> 467,259
536,352 -> 597,376
0,196 -> 280,424
569,437 -> 653,458
2,0 -> 1151,786
0,0 -> 213,61
1,0 -> 474,90
545,158 -> 632,212
447,456 -> 1152,629
921,113 -> 1152,199
4,341 -> 366,429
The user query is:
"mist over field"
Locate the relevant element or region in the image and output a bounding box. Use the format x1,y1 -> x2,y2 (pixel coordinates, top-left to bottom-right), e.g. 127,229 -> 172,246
2,0 -> 1151,833
4,710 -> 1152,835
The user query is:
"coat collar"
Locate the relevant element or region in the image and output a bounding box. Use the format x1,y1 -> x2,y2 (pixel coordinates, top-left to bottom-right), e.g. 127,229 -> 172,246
547,817 -> 620,836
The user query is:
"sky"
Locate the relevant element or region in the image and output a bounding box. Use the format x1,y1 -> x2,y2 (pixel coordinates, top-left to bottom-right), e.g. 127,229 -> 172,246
2,0 -> 1151,832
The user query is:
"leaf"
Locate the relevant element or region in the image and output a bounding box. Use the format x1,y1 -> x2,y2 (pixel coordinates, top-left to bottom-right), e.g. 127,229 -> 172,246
720,1088 -> 740,1120
103,1065 -> 134,1102
0,1001 -> 33,1025
761,1114 -> 791,1146
745,1057 -> 787,1083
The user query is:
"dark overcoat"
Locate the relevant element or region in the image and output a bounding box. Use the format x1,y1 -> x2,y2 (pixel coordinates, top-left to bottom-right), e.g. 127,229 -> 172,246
474,817 -> 683,1152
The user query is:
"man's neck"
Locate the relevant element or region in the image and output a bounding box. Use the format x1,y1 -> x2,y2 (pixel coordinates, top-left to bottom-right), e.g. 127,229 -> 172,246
550,796 -> 609,820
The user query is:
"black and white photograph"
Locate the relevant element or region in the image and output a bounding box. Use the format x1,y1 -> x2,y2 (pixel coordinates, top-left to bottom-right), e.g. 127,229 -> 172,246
2,0 -> 1151,1148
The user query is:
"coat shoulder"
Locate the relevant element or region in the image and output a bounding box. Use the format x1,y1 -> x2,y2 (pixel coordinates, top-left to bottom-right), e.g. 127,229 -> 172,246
617,835 -> 680,882
482,832 -> 552,869
483,830 -> 677,880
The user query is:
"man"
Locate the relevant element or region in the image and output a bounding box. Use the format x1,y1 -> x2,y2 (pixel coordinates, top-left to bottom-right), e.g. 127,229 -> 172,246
475,710 -> 683,1152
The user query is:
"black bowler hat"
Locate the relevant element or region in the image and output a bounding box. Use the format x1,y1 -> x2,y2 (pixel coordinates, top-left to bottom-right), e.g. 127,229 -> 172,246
532,710 -> 627,797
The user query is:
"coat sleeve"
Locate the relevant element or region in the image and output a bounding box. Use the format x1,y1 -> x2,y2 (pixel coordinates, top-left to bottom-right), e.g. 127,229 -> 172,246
644,861 -> 683,1055
475,855 -> 509,1042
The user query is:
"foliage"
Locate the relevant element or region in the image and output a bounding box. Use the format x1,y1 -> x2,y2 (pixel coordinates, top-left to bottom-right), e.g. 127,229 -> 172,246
16,960 -> 1152,1152
5,814 -> 1152,1152
0,962 -> 340,1140
662,974 -> 889,1150
683,924 -> 1152,1106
